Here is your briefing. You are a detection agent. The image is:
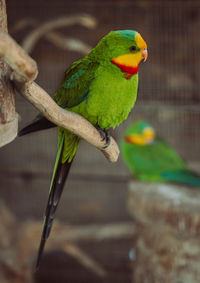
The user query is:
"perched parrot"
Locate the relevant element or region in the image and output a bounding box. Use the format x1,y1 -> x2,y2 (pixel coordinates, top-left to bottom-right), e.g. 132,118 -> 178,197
121,120 -> 200,187
19,30 -> 148,268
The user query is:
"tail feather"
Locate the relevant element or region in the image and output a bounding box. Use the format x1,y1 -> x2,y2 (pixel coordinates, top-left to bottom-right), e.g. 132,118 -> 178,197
18,116 -> 56,136
36,133 -> 73,269
162,169 -> 200,187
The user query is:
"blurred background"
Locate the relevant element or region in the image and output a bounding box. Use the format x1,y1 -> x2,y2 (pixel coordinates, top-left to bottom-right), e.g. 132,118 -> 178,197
0,0 -> 200,282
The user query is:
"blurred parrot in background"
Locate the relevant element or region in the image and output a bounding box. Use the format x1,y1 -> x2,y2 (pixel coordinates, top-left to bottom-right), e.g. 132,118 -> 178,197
19,30 -> 148,268
121,120 -> 200,187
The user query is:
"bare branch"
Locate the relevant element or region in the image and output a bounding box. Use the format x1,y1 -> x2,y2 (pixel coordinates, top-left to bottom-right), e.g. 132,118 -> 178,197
0,28 -> 119,162
9,18 -> 37,33
45,32 -> 92,54
10,17 -> 93,54
0,198 -> 135,280
21,14 -> 97,53
63,243 -> 107,278
51,221 -> 136,242
0,30 -> 38,82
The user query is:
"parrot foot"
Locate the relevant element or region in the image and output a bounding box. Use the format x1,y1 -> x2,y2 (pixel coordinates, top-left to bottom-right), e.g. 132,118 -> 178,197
95,125 -> 110,148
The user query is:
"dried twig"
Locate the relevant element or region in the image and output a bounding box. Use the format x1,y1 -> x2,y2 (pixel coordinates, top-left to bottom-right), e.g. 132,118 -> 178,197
9,18 -> 37,33
63,243 -> 107,278
21,14 -> 97,53
45,32 -> 92,54
19,220 -> 136,278
52,221 -> 136,242
0,30 -> 37,83
10,17 -> 93,54
0,200 -> 136,280
0,28 -> 120,162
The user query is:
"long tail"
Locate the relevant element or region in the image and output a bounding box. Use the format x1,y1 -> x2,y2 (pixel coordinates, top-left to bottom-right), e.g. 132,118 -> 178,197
18,116 -> 56,136
36,133 -> 73,269
162,169 -> 200,187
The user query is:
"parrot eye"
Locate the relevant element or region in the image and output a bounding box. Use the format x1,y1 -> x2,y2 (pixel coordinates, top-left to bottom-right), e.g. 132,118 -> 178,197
129,46 -> 136,52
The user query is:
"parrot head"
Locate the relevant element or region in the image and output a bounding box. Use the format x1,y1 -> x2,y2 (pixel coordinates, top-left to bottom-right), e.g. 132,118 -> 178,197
124,121 -> 155,145
89,30 -> 147,79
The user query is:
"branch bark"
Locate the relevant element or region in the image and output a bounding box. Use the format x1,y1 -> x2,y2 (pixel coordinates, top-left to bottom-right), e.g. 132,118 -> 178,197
0,28 -> 119,162
0,0 -> 18,147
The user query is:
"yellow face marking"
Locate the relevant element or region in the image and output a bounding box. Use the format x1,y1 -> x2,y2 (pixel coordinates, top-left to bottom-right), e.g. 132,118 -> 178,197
112,52 -> 143,68
126,135 -> 146,145
111,33 -> 147,74
143,127 -> 155,139
112,33 -> 147,68
126,127 -> 155,146
135,32 -> 147,50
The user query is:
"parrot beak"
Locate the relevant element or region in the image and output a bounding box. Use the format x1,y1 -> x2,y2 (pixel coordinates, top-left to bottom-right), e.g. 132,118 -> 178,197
142,48 -> 148,62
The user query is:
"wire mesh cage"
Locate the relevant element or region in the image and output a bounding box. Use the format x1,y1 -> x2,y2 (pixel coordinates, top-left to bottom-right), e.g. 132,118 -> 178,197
0,0 -> 200,282
125,0 -> 200,163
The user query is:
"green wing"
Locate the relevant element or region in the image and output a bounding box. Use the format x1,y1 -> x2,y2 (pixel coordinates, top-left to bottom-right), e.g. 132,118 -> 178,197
53,58 -> 99,109
53,58 -> 99,164
122,137 -> 200,187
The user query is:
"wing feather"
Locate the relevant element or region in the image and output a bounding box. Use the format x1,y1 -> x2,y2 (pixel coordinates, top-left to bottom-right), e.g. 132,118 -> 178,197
53,59 -> 99,109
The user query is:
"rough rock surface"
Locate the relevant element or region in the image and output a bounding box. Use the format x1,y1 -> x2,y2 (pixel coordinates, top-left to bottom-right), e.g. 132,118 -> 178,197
128,181 -> 200,283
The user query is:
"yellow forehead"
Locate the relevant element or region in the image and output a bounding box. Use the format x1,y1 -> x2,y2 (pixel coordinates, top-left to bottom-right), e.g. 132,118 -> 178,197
143,127 -> 155,135
135,32 -> 147,49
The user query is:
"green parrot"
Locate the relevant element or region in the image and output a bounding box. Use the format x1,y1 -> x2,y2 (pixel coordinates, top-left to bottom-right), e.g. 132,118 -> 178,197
121,120 -> 200,187
19,30 -> 148,267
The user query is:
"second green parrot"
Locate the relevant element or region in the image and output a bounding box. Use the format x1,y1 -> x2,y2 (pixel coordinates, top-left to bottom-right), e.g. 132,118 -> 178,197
19,30 -> 147,267
121,121 -> 200,187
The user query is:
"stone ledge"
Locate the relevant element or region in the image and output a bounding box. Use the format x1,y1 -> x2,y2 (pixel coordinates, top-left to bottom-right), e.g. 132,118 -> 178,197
128,181 -> 200,283
128,181 -> 200,238
0,113 -> 18,147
